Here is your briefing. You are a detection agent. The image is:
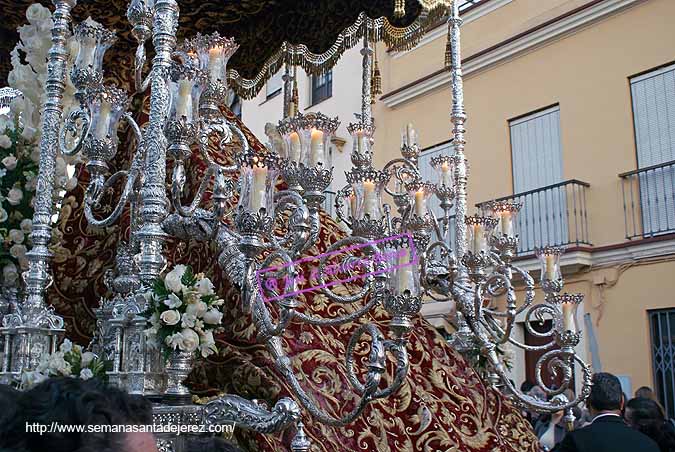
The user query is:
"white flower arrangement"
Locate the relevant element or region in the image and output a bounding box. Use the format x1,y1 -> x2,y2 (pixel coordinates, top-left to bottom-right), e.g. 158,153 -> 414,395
0,3 -> 84,284
143,265 -> 225,359
19,339 -> 107,390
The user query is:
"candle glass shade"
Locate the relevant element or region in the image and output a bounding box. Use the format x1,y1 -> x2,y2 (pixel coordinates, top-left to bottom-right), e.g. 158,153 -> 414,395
465,215 -> 498,255
168,63 -> 207,125
535,246 -> 564,282
347,122 -> 376,168
388,244 -> 421,297
430,155 -> 455,188
236,151 -> 280,214
179,32 -> 239,84
298,112 -> 340,168
485,200 -> 522,238
72,21 -> 117,90
405,181 -> 435,218
85,84 -> 129,152
346,169 -> 389,221
552,293 -> 583,334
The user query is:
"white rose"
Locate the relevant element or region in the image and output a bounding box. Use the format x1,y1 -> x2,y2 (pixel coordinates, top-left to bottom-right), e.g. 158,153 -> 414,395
60,338 -> 73,353
79,368 -> 94,380
9,244 -> 27,259
159,309 -> 181,326
163,293 -> 182,309
185,300 -> 207,318
7,187 -> 23,205
9,229 -> 24,244
20,218 -> 32,233
198,330 -> 216,358
0,207 -> 7,223
181,313 -> 197,328
164,264 -> 187,293
80,351 -> 95,368
165,332 -> 184,350
26,4 -> 52,25
179,328 -> 199,353
30,149 -> 40,163
195,278 -> 215,296
0,135 -> 11,149
2,155 -> 17,170
2,263 -> 19,285
202,309 -> 223,325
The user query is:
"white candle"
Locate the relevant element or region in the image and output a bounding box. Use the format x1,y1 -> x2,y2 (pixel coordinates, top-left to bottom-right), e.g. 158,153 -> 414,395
397,248 -> 413,293
250,165 -> 268,211
289,132 -> 301,163
500,211 -> 514,236
357,132 -> 367,154
545,254 -> 556,280
349,194 -> 357,216
79,35 -> 97,69
414,189 -> 426,216
562,302 -> 575,332
472,223 -> 486,254
363,181 -> 379,218
175,79 -> 193,119
406,123 -> 414,147
208,47 -> 224,81
94,100 -> 111,140
441,162 -> 452,186
309,129 -> 324,166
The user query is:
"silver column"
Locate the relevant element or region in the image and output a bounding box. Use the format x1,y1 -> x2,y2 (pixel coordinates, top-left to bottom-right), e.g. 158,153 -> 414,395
135,0 -> 178,284
448,0 -> 474,351
22,0 -> 75,327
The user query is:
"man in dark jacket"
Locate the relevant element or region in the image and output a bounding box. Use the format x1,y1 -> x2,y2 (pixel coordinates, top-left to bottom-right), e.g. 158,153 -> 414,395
553,373 -> 660,452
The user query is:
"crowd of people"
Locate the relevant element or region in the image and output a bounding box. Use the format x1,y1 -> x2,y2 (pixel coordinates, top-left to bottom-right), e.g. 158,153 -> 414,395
0,377 -> 241,452
523,372 -> 675,452
2,372 -> 675,451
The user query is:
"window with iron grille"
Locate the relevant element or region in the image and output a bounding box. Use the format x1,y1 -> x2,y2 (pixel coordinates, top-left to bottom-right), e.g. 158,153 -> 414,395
311,71 -> 332,106
649,309 -> 675,418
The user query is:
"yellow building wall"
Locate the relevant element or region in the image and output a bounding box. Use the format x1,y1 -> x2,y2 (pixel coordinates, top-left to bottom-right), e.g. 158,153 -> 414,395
374,0 -> 675,247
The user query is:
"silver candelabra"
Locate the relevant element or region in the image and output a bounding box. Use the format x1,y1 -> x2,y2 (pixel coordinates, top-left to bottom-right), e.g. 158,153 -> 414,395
0,0 -> 592,448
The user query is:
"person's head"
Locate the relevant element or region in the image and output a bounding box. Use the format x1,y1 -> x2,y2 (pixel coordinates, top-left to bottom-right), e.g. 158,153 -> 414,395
529,385 -> 546,402
587,372 -> 624,416
0,377 -> 157,452
520,380 -> 535,394
635,386 -> 656,401
626,397 -> 675,451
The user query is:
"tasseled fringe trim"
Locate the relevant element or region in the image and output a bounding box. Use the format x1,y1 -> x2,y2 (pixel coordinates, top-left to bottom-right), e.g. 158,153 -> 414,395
228,6 -> 449,100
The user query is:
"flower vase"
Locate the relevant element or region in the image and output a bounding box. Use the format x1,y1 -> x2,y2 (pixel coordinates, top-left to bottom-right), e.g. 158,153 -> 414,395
163,349 -> 193,405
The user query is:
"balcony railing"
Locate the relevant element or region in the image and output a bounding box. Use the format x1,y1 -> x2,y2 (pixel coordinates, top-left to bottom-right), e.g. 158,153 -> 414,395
477,180 -> 591,255
619,159 -> 675,239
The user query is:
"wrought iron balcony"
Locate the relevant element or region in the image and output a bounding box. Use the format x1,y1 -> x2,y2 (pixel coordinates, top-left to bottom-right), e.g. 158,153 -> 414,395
620,159 -> 675,239
477,180 -> 592,255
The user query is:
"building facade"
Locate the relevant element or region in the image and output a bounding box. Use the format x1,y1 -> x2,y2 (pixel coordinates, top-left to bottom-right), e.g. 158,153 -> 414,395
374,0 -> 675,414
